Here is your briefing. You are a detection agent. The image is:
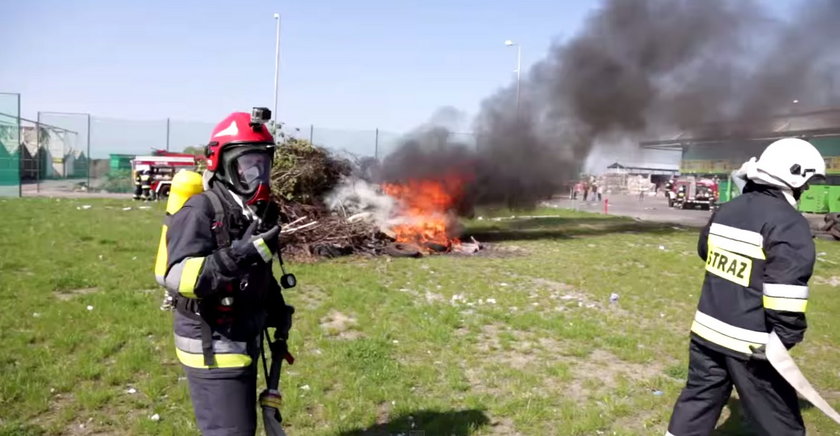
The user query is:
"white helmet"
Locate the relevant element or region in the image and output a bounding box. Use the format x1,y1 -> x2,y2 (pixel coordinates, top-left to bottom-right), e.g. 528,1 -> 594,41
752,138 -> 825,189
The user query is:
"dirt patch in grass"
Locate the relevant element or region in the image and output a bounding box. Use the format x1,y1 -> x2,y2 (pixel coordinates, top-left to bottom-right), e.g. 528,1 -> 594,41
375,401 -> 392,424
473,244 -> 530,258
562,349 -> 665,400
396,287 -> 447,305
297,285 -> 329,310
611,406 -> 663,434
54,287 -> 99,301
812,275 -> 840,287
484,416 -> 522,435
320,310 -> 363,340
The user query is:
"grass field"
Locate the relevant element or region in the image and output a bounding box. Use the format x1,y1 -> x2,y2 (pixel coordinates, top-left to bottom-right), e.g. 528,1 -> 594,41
2,198 -> 840,435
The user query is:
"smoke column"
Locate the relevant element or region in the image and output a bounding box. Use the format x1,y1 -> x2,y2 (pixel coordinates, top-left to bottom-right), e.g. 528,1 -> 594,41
381,0 -> 840,209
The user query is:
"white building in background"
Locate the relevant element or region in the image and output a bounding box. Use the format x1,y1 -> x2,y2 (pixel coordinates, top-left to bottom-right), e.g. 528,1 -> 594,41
602,161 -> 679,194
20,126 -> 84,179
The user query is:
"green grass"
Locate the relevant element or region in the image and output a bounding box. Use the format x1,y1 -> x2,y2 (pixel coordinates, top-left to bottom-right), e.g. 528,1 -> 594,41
2,197 -> 840,435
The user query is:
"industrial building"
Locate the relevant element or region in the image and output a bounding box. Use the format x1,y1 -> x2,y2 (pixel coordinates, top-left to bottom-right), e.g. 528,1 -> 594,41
640,108 -> 840,212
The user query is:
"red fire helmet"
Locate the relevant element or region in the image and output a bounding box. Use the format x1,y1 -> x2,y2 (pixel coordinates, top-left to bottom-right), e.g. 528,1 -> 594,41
205,110 -> 276,204
205,112 -> 275,172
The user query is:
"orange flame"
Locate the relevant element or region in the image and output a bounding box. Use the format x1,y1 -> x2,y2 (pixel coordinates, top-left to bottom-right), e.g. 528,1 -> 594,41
382,175 -> 465,248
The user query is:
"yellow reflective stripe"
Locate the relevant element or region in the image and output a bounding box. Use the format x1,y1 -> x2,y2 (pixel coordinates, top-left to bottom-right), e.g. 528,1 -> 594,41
178,257 -> 205,298
175,347 -> 252,369
707,234 -> 765,260
763,296 -> 808,313
691,321 -> 764,355
253,238 -> 272,262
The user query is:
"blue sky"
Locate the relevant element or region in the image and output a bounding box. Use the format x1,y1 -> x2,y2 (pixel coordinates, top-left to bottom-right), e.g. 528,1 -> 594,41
0,0 -> 607,132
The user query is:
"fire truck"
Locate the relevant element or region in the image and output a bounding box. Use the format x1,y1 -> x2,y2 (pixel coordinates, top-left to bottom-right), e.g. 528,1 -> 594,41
666,177 -> 718,210
131,151 -> 200,200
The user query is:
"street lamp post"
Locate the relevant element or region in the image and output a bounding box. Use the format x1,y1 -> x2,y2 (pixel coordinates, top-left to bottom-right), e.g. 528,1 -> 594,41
505,40 -> 521,114
273,13 -> 281,133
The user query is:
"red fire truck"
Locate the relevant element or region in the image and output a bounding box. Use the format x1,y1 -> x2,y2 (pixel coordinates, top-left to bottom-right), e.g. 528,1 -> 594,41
666,177 -> 718,210
131,151 -> 200,200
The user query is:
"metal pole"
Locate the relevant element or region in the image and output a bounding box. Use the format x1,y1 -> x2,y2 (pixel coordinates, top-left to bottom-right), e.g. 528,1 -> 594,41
86,114 -> 91,189
515,44 -> 521,114
375,128 -> 379,161
273,13 -> 281,129
166,117 -> 170,151
309,124 -> 314,144
36,112 -> 41,193
16,94 -> 21,197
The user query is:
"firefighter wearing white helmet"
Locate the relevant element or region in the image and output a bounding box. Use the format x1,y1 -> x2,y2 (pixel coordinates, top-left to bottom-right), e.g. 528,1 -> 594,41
667,138 -> 825,436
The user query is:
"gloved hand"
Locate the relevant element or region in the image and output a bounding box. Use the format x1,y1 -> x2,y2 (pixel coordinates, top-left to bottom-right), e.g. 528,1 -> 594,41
229,221 -> 280,266
749,344 -> 767,361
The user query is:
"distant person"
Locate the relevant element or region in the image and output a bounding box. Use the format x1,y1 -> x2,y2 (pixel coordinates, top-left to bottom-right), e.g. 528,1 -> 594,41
140,169 -> 152,201
133,170 -> 143,200
583,184 -> 590,201
666,138 -> 825,436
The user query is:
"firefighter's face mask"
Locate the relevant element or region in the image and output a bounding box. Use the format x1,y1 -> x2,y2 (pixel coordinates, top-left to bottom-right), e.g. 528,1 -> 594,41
234,151 -> 272,204
220,146 -> 274,204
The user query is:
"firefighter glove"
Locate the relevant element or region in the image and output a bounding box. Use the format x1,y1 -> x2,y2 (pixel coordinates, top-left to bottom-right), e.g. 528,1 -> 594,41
749,344 -> 768,361
229,221 -> 280,266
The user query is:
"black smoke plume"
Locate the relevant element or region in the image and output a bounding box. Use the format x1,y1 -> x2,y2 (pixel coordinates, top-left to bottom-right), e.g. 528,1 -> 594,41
381,0 -> 840,209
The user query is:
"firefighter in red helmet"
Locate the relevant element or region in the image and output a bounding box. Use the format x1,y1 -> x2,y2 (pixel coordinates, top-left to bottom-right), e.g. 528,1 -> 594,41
161,108 -> 294,435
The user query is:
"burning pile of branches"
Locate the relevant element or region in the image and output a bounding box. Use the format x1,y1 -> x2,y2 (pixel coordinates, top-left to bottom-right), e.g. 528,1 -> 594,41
270,138 -> 391,259
268,136 -> 483,259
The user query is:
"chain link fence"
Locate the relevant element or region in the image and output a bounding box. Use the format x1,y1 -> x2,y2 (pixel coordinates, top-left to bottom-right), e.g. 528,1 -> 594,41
3,103 -> 478,196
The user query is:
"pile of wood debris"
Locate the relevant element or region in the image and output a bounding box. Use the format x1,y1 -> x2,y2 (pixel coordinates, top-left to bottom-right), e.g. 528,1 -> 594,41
268,137 -> 484,260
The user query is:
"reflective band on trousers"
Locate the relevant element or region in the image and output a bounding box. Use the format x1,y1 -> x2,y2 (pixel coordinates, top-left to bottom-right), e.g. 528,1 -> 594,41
763,283 -> 809,313
690,310 -> 768,355
253,238 -> 272,263
164,257 -> 205,298
174,334 -> 251,369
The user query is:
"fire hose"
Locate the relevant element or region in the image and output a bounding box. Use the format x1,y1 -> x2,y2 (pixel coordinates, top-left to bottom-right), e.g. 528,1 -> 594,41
766,331 -> 840,424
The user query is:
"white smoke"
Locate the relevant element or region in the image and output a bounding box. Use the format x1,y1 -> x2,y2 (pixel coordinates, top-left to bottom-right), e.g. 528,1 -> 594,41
324,177 -> 397,228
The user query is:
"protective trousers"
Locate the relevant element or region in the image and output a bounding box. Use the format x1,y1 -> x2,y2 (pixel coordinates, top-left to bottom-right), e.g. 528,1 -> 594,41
183,361 -> 258,436
667,340 -> 804,436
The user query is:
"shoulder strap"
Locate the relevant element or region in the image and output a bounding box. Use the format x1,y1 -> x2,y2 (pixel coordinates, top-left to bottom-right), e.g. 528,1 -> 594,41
204,190 -> 231,248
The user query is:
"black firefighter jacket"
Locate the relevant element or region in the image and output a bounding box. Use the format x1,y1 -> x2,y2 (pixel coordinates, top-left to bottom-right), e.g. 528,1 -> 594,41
163,182 -> 288,369
690,182 -> 815,359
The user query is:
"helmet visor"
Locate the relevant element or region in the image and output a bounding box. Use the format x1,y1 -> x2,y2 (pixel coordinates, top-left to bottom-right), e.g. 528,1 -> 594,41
232,151 -> 273,193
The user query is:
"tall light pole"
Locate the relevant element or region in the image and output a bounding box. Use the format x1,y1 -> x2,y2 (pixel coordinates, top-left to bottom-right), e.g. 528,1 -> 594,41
505,39 -> 521,114
273,13 -> 281,133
